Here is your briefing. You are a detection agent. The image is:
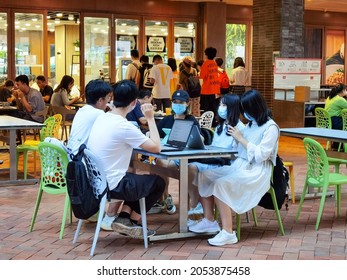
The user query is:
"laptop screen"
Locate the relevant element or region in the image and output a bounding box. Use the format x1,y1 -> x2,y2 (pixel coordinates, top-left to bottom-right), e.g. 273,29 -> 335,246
167,119 -> 194,147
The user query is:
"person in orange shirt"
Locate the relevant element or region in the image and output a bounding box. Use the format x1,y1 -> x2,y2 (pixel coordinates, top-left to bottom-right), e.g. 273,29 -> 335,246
199,47 -> 220,124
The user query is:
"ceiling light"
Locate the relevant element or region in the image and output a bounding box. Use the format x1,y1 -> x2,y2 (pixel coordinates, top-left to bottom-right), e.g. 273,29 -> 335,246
68,14 -> 74,21
32,18 -> 38,22
155,22 -> 161,25
55,19 -> 60,24
121,23 -> 126,26
56,13 -> 63,17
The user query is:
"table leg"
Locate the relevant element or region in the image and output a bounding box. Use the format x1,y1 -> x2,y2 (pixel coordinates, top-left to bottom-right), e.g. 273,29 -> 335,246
9,129 -> 17,181
178,158 -> 188,233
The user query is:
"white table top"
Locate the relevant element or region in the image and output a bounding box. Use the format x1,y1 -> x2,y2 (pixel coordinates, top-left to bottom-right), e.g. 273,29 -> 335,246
134,146 -> 237,160
280,127 -> 347,142
0,115 -> 45,130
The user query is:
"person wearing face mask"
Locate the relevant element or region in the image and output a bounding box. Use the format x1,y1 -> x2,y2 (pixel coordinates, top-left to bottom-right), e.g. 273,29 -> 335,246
155,90 -> 201,215
189,90 -> 279,247
187,94 -> 245,225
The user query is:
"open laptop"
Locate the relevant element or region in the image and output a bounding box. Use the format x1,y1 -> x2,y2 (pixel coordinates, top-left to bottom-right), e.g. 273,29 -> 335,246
160,119 -> 194,151
187,125 -> 207,150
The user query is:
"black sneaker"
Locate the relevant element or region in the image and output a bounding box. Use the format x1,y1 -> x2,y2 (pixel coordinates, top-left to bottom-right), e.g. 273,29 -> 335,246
147,201 -> 163,214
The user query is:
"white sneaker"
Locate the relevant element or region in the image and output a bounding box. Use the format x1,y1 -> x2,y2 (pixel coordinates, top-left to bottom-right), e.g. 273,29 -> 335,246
101,215 -> 117,231
188,218 -> 220,233
208,229 -> 238,246
188,202 -> 204,215
187,218 -> 199,227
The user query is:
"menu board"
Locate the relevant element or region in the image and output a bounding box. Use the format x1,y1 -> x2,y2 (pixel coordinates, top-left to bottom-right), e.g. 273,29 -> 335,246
274,58 -> 322,89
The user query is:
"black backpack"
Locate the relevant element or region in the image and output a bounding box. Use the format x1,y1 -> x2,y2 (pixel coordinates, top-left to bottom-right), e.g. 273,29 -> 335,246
258,154 -> 289,210
66,144 -> 106,219
182,70 -> 201,98
143,67 -> 154,89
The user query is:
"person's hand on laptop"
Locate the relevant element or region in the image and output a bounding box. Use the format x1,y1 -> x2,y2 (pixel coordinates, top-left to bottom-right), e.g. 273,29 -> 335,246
141,103 -> 155,119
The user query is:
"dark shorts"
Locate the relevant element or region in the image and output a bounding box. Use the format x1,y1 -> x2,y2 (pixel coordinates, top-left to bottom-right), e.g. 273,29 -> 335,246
109,172 -> 165,213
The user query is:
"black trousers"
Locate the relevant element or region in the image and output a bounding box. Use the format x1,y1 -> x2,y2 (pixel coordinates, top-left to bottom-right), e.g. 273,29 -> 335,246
109,172 -> 165,214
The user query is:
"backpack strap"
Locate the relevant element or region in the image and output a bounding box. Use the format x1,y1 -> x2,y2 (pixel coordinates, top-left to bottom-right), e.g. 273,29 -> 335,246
72,144 -> 87,162
181,69 -> 191,77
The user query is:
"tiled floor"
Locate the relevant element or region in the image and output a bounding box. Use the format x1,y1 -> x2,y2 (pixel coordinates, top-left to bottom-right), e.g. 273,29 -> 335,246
0,136 -> 347,260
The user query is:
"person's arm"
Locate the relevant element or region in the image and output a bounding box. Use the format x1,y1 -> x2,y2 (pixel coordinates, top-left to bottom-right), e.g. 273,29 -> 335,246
16,91 -> 33,112
139,103 -> 161,153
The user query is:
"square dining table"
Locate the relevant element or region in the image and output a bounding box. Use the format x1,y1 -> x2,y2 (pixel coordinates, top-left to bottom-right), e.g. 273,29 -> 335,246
0,115 -> 44,186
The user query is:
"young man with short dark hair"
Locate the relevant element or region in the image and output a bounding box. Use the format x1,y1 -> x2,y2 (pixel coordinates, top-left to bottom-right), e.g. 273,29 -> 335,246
13,74 -> 45,123
87,80 -> 165,238
36,75 -> 53,104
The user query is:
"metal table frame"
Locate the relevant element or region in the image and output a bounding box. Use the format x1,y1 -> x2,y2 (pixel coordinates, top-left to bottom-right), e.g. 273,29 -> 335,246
132,146 -> 237,241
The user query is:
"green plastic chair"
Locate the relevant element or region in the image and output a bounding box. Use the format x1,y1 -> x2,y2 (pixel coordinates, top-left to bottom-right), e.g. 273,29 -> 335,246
315,107 -> 331,150
326,108 -> 347,172
235,177 -> 285,240
16,114 -> 62,179
29,142 -> 72,239
296,137 -> 347,230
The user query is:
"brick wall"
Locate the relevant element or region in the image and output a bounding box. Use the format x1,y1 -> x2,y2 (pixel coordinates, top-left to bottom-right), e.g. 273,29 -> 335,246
252,0 -> 304,110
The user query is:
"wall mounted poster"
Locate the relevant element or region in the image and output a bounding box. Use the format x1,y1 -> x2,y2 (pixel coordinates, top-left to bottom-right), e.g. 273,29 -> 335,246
325,30 -> 345,85
176,37 -> 193,53
147,36 -> 166,52
274,58 -> 322,89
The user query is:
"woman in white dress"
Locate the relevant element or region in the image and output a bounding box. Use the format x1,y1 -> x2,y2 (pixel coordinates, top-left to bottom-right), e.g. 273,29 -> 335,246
189,89 -> 279,246
187,93 -> 245,216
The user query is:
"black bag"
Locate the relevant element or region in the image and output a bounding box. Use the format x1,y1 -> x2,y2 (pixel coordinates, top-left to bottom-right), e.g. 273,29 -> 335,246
258,154 -> 289,210
66,144 -> 105,219
182,70 -> 201,98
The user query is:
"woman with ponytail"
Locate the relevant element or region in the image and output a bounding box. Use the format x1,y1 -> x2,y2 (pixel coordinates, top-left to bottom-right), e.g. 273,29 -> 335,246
325,83 -> 347,129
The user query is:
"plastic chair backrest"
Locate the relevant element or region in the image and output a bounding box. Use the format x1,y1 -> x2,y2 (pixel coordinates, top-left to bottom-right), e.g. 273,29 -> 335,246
341,108 -> 347,131
52,114 -> 63,139
38,116 -> 56,142
51,105 -> 76,120
35,106 -> 49,121
199,111 -> 214,129
303,137 -> 329,188
315,107 -> 331,129
37,141 -> 69,194
83,148 -> 108,197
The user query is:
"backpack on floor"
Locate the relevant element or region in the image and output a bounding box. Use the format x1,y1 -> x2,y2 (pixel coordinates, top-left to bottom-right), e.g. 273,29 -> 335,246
66,144 -> 106,219
258,154 -> 289,210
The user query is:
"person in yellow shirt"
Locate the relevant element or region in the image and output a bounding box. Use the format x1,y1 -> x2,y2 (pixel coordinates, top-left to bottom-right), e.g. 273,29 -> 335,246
168,58 -> 179,98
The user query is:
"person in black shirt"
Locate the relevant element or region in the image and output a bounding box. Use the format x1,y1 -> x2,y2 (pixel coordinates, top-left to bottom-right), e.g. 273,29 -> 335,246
36,75 -> 53,104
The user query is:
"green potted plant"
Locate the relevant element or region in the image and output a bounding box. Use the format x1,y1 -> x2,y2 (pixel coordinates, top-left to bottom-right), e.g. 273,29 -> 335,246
73,40 -> 80,52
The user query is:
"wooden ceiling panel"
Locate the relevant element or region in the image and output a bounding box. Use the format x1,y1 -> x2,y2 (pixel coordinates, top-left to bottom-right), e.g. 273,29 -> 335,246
169,0 -> 347,13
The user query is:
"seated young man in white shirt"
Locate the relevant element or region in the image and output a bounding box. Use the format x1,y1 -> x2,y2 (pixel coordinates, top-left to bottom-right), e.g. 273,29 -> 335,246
87,80 -> 165,238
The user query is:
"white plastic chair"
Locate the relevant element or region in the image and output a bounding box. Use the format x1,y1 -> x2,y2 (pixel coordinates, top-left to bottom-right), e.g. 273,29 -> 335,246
72,147 -> 148,256
198,111 -> 214,129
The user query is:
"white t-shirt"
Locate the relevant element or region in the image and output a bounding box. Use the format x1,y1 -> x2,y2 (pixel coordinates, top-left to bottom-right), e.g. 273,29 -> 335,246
149,63 -> 173,99
67,104 -> 105,157
87,113 -> 148,190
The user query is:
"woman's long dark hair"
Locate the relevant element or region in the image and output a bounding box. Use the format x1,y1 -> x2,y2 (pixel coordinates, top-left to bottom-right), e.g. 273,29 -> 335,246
328,83 -> 346,99
240,89 -> 271,127
54,75 -> 74,93
216,93 -> 240,135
